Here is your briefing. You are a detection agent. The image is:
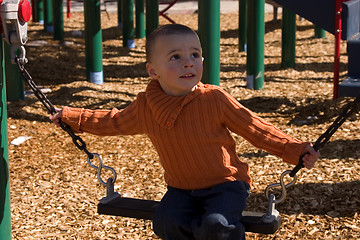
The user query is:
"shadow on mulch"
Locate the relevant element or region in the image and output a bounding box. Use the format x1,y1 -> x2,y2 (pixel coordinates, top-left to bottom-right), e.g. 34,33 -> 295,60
240,96 -> 359,126
6,85 -> 134,122
247,180 -> 360,218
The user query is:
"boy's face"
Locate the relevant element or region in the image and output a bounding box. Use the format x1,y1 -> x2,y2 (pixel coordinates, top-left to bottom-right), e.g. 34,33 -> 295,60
146,33 -> 203,96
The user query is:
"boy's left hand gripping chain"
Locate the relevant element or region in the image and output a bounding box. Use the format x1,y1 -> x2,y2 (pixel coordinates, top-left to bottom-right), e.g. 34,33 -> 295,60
16,60 -> 117,187
0,0 -> 117,187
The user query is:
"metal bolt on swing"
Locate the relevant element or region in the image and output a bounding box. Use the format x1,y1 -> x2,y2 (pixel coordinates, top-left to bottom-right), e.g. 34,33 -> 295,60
262,194 -> 279,224
261,170 -> 297,225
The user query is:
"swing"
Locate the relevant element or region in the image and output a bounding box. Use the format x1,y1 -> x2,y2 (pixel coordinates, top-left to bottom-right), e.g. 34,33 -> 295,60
14,52 -> 360,235
96,180 -> 282,234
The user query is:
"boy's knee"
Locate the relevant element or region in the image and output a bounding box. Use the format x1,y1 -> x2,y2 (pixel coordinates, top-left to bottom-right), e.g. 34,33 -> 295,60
203,213 -> 234,232
196,213 -> 245,240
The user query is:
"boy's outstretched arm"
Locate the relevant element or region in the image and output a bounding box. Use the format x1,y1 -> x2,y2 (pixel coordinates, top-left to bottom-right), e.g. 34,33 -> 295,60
300,144 -> 320,169
49,108 -> 63,127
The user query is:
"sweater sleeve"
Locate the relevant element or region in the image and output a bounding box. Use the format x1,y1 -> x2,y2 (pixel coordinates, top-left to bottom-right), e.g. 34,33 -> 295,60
61,96 -> 144,136
216,88 -> 308,165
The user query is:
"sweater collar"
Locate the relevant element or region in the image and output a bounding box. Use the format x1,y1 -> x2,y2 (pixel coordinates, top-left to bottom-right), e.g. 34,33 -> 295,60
146,79 -> 203,129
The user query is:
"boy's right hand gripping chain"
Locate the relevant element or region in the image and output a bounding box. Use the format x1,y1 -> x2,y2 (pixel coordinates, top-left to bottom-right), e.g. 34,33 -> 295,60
290,95 -> 360,177
266,95 -> 360,205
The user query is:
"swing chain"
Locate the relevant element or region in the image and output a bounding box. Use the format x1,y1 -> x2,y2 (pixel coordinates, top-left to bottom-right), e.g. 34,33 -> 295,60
266,95 -> 360,204
290,94 -> 360,177
14,55 -> 117,186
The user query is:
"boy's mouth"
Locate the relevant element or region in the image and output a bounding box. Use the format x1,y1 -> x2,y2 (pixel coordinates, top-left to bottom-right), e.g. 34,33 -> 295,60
180,73 -> 195,78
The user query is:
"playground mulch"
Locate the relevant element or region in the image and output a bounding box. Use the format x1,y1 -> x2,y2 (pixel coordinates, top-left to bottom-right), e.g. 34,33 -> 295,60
7,10 -> 360,240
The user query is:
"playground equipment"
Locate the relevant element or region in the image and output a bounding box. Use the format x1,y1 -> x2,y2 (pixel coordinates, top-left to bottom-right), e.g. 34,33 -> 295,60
0,1 -> 31,239
13,49 -> 360,234
159,0 -> 178,24
1,1 -> 359,237
271,0 -> 360,98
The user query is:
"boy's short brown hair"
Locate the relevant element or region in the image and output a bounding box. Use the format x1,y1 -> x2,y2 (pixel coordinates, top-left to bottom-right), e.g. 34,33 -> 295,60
145,24 -> 199,62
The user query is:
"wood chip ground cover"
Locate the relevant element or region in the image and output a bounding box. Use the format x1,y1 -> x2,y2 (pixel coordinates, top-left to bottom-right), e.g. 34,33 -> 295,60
6,11 -> 359,239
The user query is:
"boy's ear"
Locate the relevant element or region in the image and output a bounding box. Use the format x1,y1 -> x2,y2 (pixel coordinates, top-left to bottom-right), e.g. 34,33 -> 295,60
146,62 -> 158,79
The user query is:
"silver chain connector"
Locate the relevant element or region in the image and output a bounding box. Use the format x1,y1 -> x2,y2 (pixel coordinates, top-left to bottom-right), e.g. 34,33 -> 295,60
11,45 -> 27,64
265,170 -> 297,204
87,153 -> 117,186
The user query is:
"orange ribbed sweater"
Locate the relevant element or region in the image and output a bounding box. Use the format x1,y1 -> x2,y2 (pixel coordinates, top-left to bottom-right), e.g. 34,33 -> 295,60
61,80 -> 308,190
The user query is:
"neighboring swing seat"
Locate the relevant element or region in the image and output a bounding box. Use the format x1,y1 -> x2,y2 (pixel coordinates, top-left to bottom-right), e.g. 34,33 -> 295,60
97,196 -> 281,234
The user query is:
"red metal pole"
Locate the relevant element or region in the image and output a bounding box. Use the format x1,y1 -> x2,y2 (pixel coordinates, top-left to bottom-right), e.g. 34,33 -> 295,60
67,0 -> 71,18
334,0 -> 349,99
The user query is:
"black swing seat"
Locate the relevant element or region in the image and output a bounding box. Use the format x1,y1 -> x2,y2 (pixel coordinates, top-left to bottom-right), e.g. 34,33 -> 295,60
97,196 -> 281,234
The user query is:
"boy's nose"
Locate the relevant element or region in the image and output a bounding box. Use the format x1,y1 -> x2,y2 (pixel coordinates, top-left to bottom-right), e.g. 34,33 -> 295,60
183,58 -> 194,68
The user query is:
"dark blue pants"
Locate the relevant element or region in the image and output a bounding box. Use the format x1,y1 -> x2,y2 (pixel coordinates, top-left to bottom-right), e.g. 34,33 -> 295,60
153,181 -> 250,240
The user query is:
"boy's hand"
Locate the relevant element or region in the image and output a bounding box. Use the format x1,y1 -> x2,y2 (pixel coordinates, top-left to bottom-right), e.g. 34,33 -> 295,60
300,144 -> 320,169
49,108 -> 63,127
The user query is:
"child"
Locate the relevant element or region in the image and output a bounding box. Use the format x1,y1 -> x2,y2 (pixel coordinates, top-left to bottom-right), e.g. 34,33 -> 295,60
50,24 -> 319,240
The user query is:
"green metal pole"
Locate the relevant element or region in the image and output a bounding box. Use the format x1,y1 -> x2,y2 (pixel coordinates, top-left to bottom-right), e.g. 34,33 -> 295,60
198,0 -> 220,86
4,43 -> 24,101
44,0 -> 53,32
135,0 -> 145,39
238,0 -> 247,52
37,0 -> 44,24
118,0 -> 122,27
84,0 -> 103,84
246,0 -> 264,90
145,0 -> 158,36
281,8 -> 296,69
123,0 -> 135,48
52,0 -> 64,41
314,25 -> 326,39
0,40 -> 11,240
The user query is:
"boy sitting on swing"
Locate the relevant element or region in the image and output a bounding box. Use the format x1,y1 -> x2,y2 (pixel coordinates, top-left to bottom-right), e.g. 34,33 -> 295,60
50,24 -> 319,240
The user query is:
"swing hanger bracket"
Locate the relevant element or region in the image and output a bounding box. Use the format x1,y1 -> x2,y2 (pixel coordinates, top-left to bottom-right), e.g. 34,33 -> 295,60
0,0 -> 31,46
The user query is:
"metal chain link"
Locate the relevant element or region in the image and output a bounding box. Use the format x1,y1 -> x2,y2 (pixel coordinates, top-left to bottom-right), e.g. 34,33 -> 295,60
15,56 -> 117,186
266,95 -> 360,203
290,95 -> 360,177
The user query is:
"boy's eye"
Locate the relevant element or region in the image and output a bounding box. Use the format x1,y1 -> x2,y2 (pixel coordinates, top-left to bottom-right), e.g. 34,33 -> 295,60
192,52 -> 200,58
170,54 -> 180,60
